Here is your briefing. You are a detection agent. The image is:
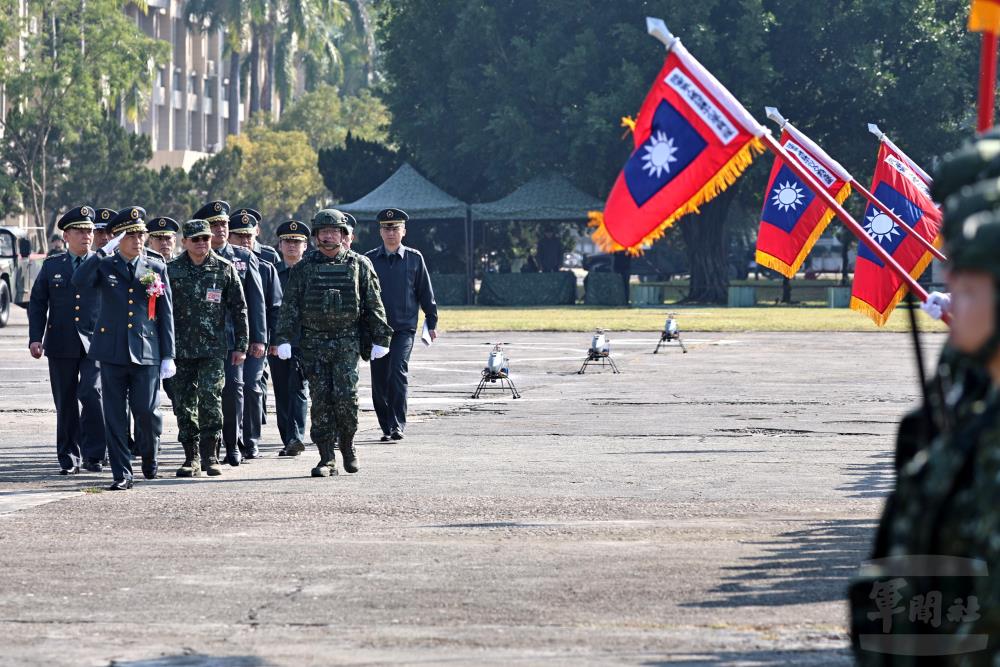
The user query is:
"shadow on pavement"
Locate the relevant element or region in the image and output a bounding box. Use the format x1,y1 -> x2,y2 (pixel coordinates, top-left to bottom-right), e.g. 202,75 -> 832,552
640,648 -> 852,666
681,519 -> 876,608
837,450 -> 895,500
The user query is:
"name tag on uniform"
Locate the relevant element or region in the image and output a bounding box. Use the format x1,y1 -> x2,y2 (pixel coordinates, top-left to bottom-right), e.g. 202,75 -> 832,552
206,288 -> 222,303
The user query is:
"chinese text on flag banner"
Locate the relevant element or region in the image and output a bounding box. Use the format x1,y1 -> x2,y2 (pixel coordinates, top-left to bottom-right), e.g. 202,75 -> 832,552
756,129 -> 852,278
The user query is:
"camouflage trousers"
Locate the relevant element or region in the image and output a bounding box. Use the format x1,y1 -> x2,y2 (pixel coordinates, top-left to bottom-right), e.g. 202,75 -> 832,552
172,358 -> 225,446
300,343 -> 359,447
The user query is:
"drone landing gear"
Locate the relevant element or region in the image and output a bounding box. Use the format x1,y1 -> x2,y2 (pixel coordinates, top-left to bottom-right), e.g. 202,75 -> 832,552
653,332 -> 687,354
578,351 -> 620,374
472,371 -> 521,399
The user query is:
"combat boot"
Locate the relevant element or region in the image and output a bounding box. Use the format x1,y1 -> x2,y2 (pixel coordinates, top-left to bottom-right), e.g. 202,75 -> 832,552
338,437 -> 359,474
176,442 -> 201,477
200,439 -> 223,477
311,442 -> 338,477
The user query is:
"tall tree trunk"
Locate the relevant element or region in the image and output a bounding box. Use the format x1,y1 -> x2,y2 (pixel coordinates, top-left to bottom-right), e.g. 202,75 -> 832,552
261,7 -> 276,117
679,191 -> 735,304
249,29 -> 261,117
228,51 -> 241,136
781,276 -> 792,304
838,226 -> 852,286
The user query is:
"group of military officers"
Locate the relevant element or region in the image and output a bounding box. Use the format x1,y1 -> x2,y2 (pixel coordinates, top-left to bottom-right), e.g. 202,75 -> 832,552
28,201 -> 437,490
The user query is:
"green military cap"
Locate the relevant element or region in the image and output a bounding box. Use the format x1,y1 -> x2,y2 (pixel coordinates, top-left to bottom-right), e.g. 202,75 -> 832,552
941,177 -> 1000,239
931,130 -> 1000,203
183,219 -> 212,239
311,208 -> 350,234
945,208 -> 1000,278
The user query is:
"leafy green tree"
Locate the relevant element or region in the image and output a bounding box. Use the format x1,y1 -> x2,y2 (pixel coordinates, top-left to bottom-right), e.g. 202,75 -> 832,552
276,85 -> 390,150
378,0 -> 976,302
317,132 -> 402,202
0,0 -> 169,240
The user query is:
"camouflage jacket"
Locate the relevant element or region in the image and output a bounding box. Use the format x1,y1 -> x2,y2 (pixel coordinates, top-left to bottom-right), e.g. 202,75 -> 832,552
274,247 -> 391,354
167,250 -> 248,359
852,350 -> 1000,665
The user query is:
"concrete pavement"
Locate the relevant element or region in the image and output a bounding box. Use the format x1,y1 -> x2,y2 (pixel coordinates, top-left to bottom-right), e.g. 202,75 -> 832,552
0,307 -> 940,665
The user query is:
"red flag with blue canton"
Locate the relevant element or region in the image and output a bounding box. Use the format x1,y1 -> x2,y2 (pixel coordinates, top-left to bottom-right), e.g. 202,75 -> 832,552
755,128 -> 852,278
850,143 -> 941,326
590,40 -> 766,253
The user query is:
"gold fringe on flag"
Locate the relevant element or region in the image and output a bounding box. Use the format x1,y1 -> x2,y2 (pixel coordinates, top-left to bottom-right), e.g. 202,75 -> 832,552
620,116 -> 637,139
849,241 -> 939,327
754,182 -> 852,278
969,0 -> 1000,34
590,135 -> 766,256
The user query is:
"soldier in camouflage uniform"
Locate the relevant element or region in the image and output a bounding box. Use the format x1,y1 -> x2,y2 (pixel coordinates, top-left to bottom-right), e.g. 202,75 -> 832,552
167,220 -> 249,477
274,209 -> 392,477
850,135 -> 1000,665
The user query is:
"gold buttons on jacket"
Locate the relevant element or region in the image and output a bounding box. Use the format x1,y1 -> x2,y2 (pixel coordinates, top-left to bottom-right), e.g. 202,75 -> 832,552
74,306 -> 80,311
128,323 -> 133,329
128,311 -> 134,317
129,288 -> 134,293
74,317 -> 80,322
128,299 -> 133,305
75,294 -> 80,299
100,327 -> 106,333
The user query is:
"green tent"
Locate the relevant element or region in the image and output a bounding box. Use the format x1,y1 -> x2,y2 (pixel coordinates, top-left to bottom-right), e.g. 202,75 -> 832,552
470,173 -> 603,222
338,162 -> 468,221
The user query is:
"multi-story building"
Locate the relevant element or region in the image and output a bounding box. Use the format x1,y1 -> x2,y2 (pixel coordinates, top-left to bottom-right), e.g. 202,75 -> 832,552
122,0 -> 245,170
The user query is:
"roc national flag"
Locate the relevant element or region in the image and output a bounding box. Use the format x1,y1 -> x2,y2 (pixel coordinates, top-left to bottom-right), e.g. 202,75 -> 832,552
590,39 -> 766,253
850,143 -> 942,326
755,127 -> 852,278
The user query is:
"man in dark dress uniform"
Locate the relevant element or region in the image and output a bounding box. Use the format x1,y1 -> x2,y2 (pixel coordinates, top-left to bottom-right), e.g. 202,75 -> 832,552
364,208 -> 438,441
72,206 -> 175,490
228,210 -> 282,459
28,206 -> 106,474
272,220 -> 310,457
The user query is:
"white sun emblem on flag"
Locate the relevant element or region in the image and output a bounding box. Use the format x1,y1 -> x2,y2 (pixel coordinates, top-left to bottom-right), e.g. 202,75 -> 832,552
641,131 -> 679,178
864,207 -> 902,244
771,180 -> 806,212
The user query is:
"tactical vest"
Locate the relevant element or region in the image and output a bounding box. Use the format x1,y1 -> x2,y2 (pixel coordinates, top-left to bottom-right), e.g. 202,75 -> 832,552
301,255 -> 360,333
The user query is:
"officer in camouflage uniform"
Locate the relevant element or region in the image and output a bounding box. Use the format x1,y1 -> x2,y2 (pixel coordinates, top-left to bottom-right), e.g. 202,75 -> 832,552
850,134 -> 1000,665
274,209 -> 392,477
167,220 -> 249,477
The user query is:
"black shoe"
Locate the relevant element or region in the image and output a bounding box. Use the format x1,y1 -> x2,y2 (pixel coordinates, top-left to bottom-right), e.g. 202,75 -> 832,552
279,441 -> 305,457
107,479 -> 133,491
81,461 -> 103,473
380,433 -> 391,442
390,429 -> 404,441
244,448 -> 260,460
59,466 -> 80,476
224,449 -> 241,467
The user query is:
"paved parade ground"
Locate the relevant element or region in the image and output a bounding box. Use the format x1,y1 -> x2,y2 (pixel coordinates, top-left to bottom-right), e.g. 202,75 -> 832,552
0,307 -> 943,666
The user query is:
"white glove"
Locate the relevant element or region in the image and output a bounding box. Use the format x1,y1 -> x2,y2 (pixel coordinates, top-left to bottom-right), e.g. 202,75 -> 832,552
371,344 -> 390,360
920,291 -> 951,321
159,359 -> 176,380
276,343 -> 292,360
102,231 -> 125,255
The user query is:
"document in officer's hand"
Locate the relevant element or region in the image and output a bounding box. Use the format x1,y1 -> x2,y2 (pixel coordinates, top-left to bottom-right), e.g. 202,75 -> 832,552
421,322 -> 433,347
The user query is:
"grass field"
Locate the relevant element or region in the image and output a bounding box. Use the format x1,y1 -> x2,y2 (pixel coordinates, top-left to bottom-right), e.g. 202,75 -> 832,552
436,305 -> 950,333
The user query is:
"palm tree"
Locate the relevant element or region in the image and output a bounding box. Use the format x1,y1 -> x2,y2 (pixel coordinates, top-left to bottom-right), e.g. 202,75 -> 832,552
186,0 -> 252,136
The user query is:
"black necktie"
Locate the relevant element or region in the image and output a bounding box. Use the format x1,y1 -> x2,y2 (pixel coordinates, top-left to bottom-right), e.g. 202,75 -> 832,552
128,262 -> 136,280
73,256 -> 81,271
